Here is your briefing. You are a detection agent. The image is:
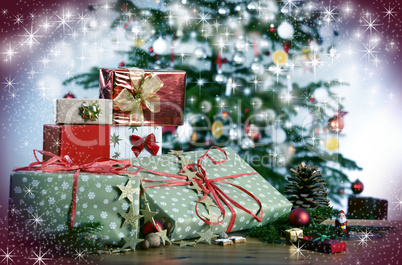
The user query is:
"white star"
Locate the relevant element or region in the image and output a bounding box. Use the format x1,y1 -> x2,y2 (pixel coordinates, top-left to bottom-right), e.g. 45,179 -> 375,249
76,10 -> 88,26
361,14 -> 381,35
29,248 -> 51,265
1,8 -> 7,16
361,43 -> 378,61
357,228 -> 374,247
2,75 -> 17,90
73,249 -> 86,261
38,56 -> 51,68
40,17 -> 52,32
29,212 -> 44,228
308,53 -> 321,76
269,63 -> 286,82
0,247 -> 17,265
214,38 -> 227,52
393,196 -> 402,212
13,14 -> 24,26
322,2 -> 338,24
250,75 -> 262,90
2,44 -> 17,62
197,11 -> 210,28
383,4 -> 397,21
290,241 -> 306,261
54,9 -> 72,32
21,24 -> 42,48
24,184 -> 35,197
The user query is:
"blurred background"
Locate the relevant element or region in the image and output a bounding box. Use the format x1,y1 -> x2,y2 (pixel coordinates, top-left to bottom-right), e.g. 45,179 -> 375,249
0,0 -> 401,220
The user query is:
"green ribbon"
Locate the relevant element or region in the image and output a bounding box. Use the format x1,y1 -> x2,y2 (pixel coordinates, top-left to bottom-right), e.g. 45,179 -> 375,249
113,67 -> 164,125
80,100 -> 102,121
313,234 -> 330,242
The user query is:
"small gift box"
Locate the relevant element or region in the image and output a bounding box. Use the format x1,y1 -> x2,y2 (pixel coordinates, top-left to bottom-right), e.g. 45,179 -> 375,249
9,151 -> 141,246
99,68 -> 186,126
298,236 -> 347,254
132,147 -> 293,241
110,126 -> 162,159
43,124 -> 110,164
285,228 -> 303,244
54,99 -> 113,125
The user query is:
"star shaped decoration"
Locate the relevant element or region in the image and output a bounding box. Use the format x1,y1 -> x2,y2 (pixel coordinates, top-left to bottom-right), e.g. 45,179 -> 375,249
129,126 -> 139,133
121,235 -> 144,251
196,228 -> 218,245
173,241 -> 196,247
119,206 -> 143,228
117,179 -> 139,203
155,229 -> 171,245
112,152 -> 121,159
189,180 -> 203,196
180,168 -> 198,181
110,132 -> 122,147
203,211 -> 221,224
201,197 -> 218,211
140,204 -> 157,224
179,157 -> 191,169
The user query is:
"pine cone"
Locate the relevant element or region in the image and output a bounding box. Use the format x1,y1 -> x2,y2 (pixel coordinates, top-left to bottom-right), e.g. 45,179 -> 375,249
285,163 -> 329,209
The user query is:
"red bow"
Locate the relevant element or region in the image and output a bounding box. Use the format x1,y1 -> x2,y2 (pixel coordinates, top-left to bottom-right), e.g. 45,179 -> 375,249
130,133 -> 159,157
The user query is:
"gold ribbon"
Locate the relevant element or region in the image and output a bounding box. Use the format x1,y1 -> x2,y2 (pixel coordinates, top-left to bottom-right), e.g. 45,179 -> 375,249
113,67 -> 164,125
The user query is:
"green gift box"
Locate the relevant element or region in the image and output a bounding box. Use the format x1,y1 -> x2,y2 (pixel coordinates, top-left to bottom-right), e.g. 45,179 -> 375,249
9,170 -> 141,246
132,147 -> 293,241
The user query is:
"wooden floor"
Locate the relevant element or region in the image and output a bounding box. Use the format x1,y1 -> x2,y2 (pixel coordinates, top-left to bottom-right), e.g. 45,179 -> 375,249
57,220 -> 401,265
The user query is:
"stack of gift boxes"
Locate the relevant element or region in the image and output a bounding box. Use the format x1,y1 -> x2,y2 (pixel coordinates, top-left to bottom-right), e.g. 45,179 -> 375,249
9,67 -> 293,249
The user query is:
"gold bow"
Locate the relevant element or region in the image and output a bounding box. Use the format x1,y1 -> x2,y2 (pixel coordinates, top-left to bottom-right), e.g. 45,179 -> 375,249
113,67 -> 164,125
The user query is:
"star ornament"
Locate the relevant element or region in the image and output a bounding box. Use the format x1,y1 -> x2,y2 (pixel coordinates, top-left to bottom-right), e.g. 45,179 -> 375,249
201,197 -> 218,211
121,236 -> 144,251
140,205 -> 157,224
117,179 -> 139,203
180,168 -> 198,181
196,228 -> 218,245
119,206 -> 143,228
155,229 -> 171,245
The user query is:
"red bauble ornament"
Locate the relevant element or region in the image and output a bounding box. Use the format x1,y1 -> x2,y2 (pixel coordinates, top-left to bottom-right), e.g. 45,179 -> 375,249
288,208 -> 310,226
351,179 -> 364,194
63,92 -> 76,99
119,60 -> 125,66
269,27 -> 275,32
283,41 -> 291,54
142,219 -> 164,237
328,115 -> 344,133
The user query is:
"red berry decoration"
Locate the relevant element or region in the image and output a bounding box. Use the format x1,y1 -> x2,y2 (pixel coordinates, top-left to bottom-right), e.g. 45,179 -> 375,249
351,179 -> 364,194
63,92 -> 76,99
142,219 -> 164,237
288,208 -> 310,226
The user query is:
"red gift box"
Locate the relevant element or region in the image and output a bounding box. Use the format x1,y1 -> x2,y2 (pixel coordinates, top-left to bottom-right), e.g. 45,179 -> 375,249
43,124 -> 110,164
298,236 -> 346,254
99,68 -> 186,126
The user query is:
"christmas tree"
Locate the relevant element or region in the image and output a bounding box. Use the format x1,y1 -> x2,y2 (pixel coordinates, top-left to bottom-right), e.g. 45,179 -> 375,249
64,0 -> 361,205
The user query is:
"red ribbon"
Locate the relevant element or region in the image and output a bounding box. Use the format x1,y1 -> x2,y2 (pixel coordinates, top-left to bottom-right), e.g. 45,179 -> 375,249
13,149 -> 132,229
135,146 -> 263,233
130,133 -> 160,157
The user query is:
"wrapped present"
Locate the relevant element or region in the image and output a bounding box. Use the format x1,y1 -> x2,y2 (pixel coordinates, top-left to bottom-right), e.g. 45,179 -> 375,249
9,150 -> 141,246
110,126 -> 162,159
43,124 -> 110,164
285,228 -> 303,244
99,67 -> 186,126
131,147 -> 293,241
298,236 -> 346,254
348,196 -> 388,220
54,99 -> 113,125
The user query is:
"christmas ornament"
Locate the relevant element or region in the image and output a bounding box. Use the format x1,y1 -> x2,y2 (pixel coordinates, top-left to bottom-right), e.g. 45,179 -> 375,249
196,228 -> 219,245
285,228 -> 303,244
288,208 -> 310,226
233,52 -> 245,64
277,21 -> 294,39
313,87 -> 329,102
153,36 -> 169,54
218,2 -> 230,15
177,121 -> 193,143
251,97 -> 263,109
245,123 -> 261,142
351,179 -> 364,194
272,50 -> 287,65
229,124 -> 240,141
251,61 -> 264,75
145,233 -> 161,248
117,179 -> 139,203
63,92 -> 76,99
269,23 -> 275,32
155,229 -> 171,245
328,111 -> 347,133
211,120 -> 224,138
325,137 -> 339,150
235,37 -> 246,51
267,127 -> 286,144
119,207 -> 143,228
194,47 -> 207,59
285,163 -> 330,208
201,100 -> 212,113
283,41 -> 291,53
335,210 -> 347,236
214,73 -> 226,83
143,219 -> 164,237
121,234 -> 144,251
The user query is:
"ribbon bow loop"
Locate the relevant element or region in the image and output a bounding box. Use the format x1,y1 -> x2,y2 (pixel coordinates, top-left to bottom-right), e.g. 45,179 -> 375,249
114,68 -> 164,125
130,133 -> 160,157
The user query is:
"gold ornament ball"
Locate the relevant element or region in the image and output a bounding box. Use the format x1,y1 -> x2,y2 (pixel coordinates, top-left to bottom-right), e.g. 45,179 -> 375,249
326,138 -> 339,150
